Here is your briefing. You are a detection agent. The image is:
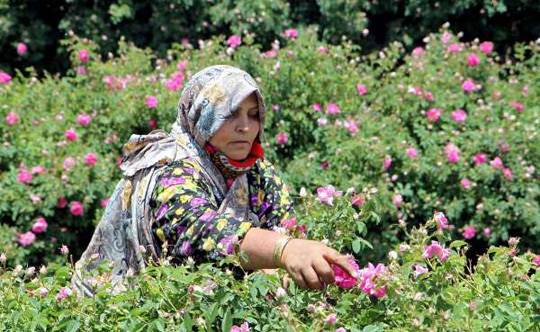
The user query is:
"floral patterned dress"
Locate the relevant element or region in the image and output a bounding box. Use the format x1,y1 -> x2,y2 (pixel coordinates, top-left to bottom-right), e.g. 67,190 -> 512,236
149,157 -> 295,265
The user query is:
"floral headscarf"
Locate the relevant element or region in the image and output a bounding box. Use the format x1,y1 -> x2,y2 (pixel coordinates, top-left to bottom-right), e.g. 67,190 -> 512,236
71,65 -> 267,297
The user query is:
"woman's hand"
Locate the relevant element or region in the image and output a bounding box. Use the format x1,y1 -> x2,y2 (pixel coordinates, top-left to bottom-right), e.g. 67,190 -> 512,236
279,239 -> 358,290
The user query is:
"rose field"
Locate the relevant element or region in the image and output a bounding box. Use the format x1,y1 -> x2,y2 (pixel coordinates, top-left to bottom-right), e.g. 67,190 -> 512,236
1,22 -> 540,331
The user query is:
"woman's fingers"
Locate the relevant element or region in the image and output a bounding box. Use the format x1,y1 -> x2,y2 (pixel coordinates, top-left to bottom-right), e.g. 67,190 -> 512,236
323,251 -> 358,278
301,267 -> 323,289
312,257 -> 335,285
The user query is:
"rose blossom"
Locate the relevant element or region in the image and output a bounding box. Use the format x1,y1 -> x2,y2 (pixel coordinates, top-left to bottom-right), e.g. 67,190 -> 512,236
356,84 -> 368,96
78,49 -> 89,63
467,53 -> 480,66
84,152 -> 98,166
444,143 -> 460,164
434,211 -> 450,230
479,41 -> 494,54
63,157 -> 76,171
473,153 -> 487,166
451,109 -> 467,123
383,155 -> 392,170
358,263 -> 387,298
406,147 -> 418,159
60,244 -> 69,255
32,217 -> 48,234
490,157 -> 504,170
145,95 -> 158,109
447,43 -> 463,53
426,108 -> 442,122
463,225 -> 476,239
18,231 -> 36,247
332,257 -> 360,288
423,241 -> 451,262
65,128 -> 78,141
76,113 -> 92,126
460,178 -> 471,189
276,132 -> 288,145
316,185 -> 342,206
413,264 -> 428,278
326,103 -> 341,115
56,287 -> 72,301
392,194 -> 403,208
532,255 -> 540,267
17,42 -> 28,55
6,111 -> 19,125
483,227 -> 492,237
283,28 -> 298,40
70,201 -> 84,216
462,79 -> 476,93
226,35 -> 241,48
17,168 -> 33,184
0,71 -> 12,84
509,101 -> 524,113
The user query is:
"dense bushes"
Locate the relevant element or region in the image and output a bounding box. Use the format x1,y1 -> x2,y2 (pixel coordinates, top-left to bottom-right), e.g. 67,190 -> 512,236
2,0 -> 540,75
1,25 -> 539,267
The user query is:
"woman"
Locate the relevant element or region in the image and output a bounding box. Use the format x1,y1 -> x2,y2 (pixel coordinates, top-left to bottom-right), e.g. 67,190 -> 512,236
71,65 -> 357,297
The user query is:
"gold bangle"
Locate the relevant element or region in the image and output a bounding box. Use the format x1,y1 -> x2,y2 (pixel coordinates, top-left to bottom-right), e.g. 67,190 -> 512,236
273,236 -> 292,267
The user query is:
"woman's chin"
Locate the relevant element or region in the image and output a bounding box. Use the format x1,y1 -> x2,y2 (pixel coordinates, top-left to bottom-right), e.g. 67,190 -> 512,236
226,151 -> 249,161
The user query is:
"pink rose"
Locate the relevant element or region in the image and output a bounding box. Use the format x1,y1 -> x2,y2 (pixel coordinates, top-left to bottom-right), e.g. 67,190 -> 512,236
283,28 -> 298,40
63,157 -> 76,171
406,147 -> 418,159
479,41 -> 494,54
57,196 -> 68,208
148,118 -> 158,129
0,71 -> 12,85
31,217 -> 48,234
5,111 -> 19,125
483,227 -> 492,237
78,49 -> 90,63
434,211 -> 450,230
359,263 -> 387,298
275,132 -> 289,145
356,84 -> 368,96
447,43 -> 463,53
226,35 -> 242,48
412,47 -> 425,57
441,31 -> 452,44
17,169 -> 33,184
473,153 -> 487,166
76,66 -> 87,75
451,109 -> 467,123
326,103 -> 341,115
460,178 -> 471,189
312,103 -> 321,112
317,46 -> 328,54
100,198 -> 110,208
426,108 -> 442,122
383,155 -> 392,170
490,157 -> 504,170
467,53 -> 480,67
60,244 -> 69,255
343,119 -> 359,135
444,143 -> 460,164
503,167 -> 513,181
509,101 -> 524,113
324,313 -> 337,325
65,128 -> 78,141
18,231 -> 36,247
332,257 -> 360,288
31,165 -> 46,175
316,185 -> 342,206
463,225 -> 476,239
423,241 -> 450,262
76,113 -> 92,126
351,194 -> 366,208
532,255 -> 540,267
462,79 -> 477,93
317,117 -> 328,126
230,322 -> 250,332
83,152 -> 98,166
145,95 -> 158,109
16,42 -> 28,55
392,194 -> 403,208
70,201 -> 84,216
413,264 -> 428,278
55,287 -> 72,301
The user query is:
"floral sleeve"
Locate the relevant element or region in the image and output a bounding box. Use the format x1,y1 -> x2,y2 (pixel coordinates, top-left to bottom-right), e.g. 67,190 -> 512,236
248,159 -> 296,230
150,159 -> 254,262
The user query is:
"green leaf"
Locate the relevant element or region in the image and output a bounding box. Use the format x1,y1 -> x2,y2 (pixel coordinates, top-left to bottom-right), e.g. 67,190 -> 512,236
450,240 -> 467,249
221,308 -> 232,332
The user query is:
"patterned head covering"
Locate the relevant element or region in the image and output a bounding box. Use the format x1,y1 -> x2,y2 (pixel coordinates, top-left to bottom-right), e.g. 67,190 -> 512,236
71,65 -> 268,297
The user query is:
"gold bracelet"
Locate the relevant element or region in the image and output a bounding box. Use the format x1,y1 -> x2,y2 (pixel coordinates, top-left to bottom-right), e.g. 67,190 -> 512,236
273,236 -> 292,267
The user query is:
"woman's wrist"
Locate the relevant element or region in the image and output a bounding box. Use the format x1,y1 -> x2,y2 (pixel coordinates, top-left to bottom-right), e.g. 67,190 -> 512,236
273,236 -> 292,268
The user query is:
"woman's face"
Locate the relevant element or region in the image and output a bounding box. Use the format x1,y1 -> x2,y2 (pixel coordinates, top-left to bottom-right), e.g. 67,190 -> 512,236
209,93 -> 260,160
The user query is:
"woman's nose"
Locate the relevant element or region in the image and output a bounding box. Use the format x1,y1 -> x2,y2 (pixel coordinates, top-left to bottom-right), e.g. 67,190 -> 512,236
235,115 -> 250,132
